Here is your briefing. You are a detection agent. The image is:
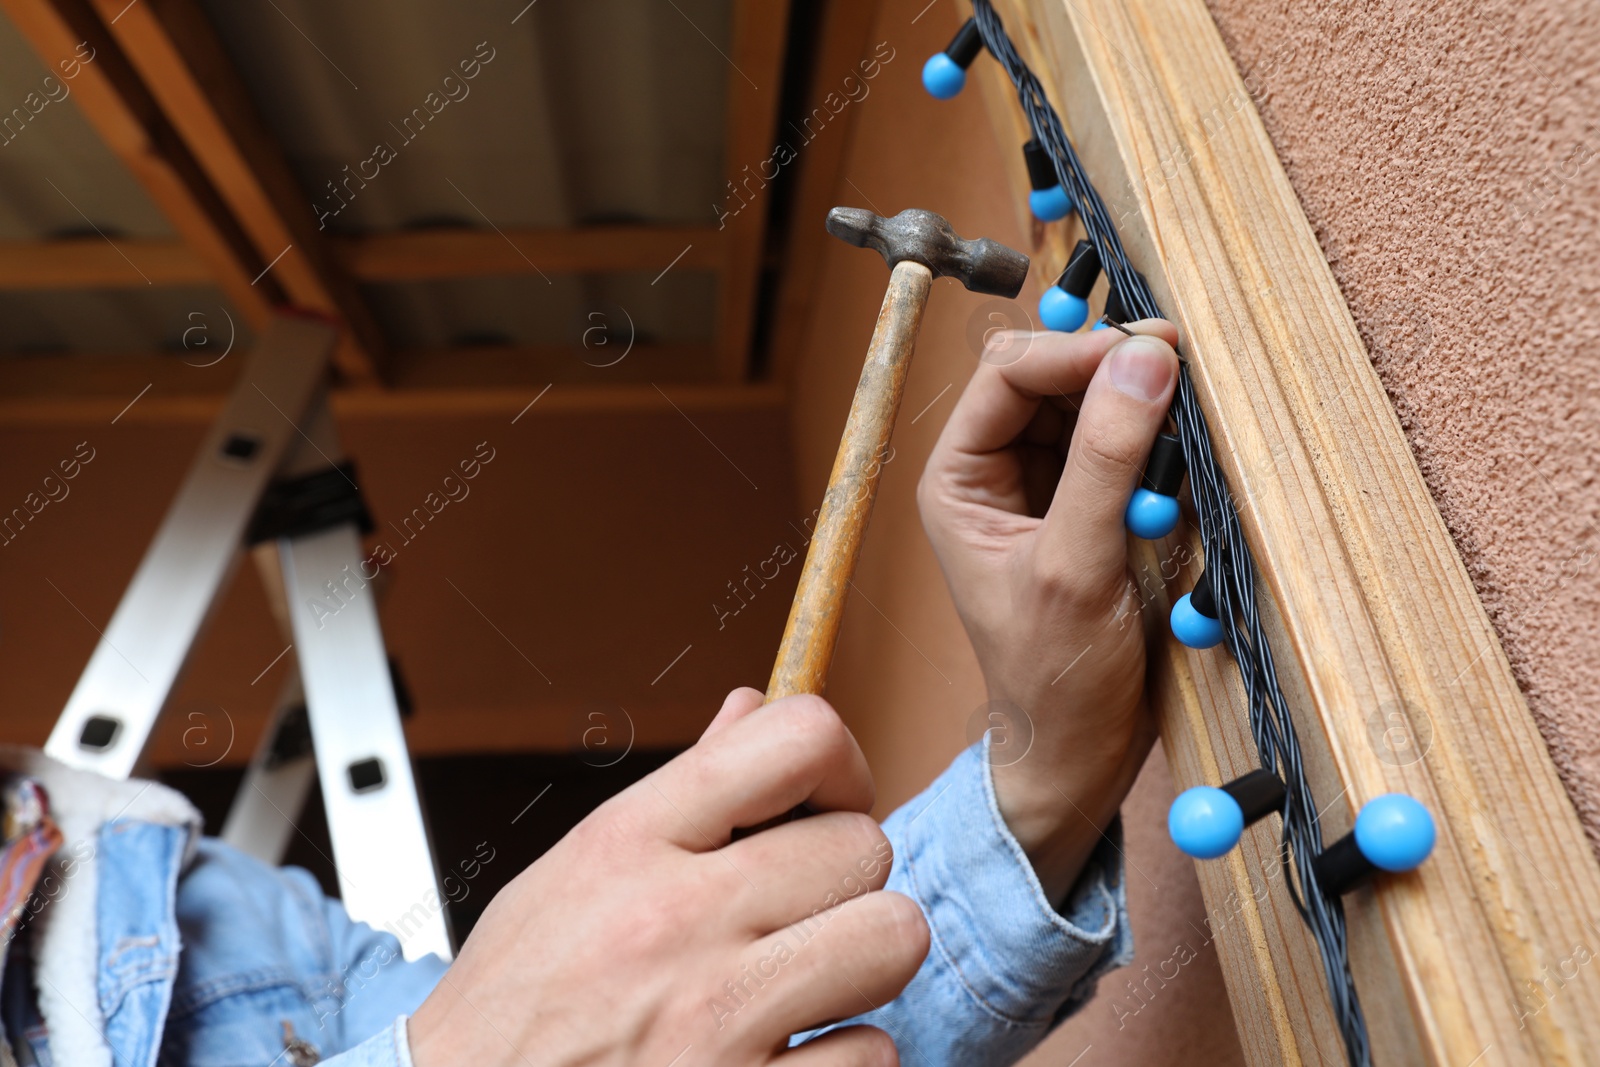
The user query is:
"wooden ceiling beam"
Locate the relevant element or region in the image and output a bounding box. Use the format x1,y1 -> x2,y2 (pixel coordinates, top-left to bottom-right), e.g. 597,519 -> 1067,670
332,380 -> 785,422
712,0 -> 793,381
387,343 -> 719,390
0,342 -> 758,404
335,226 -> 725,282
0,0 -> 278,323
0,238 -> 207,288
85,0 -> 384,385
0,351 -> 784,425
0,228 -> 725,289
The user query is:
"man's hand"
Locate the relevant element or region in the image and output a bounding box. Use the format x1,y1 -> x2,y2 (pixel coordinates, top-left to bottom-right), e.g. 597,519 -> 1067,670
409,689 -> 929,1067
918,323 -> 1182,904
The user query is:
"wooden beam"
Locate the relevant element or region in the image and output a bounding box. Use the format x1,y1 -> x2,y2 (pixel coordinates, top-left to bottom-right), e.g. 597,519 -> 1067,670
0,385 -> 786,427
335,227 -> 724,282
0,238 -> 208,288
0,350 -> 784,426
712,0 -> 792,381
85,0 -> 384,385
0,0 -> 278,324
333,380 -> 785,422
763,0 -> 884,387
994,0 -> 1600,1063
388,344 -> 719,390
0,352 -> 237,406
0,345 -> 718,395
0,229 -> 723,289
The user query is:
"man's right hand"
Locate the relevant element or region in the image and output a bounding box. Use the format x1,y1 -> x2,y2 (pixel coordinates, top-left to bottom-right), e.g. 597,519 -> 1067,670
408,689 -> 929,1067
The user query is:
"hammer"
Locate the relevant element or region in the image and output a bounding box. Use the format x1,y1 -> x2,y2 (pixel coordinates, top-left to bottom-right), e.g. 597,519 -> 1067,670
767,207 -> 1030,700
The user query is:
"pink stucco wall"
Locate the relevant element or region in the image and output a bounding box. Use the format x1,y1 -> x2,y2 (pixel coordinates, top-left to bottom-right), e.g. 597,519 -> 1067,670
1203,0 -> 1600,848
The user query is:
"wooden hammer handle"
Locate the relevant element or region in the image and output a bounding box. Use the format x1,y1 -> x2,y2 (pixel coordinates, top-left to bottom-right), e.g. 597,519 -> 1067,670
767,260 -> 934,701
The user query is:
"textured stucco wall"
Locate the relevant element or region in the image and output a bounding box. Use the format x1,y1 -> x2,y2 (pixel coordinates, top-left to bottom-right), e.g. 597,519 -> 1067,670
1202,0 -> 1600,847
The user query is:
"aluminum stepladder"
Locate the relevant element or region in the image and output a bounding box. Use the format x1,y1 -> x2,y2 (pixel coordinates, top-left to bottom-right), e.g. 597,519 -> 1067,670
44,314 -> 452,961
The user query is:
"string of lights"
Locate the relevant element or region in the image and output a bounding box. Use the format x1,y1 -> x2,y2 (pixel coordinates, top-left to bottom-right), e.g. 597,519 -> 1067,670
962,3 -> 1371,1061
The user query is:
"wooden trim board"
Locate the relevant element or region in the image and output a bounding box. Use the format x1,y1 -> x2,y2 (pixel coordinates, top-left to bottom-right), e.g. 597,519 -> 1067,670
987,1 -> 1600,1063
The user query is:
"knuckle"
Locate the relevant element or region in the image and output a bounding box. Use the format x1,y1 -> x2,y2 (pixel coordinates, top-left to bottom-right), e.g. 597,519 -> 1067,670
982,330 -> 1021,364
1072,424 -> 1140,492
566,797 -> 620,852
628,893 -> 686,955
915,468 -> 957,536
857,1027 -> 900,1067
830,813 -> 892,879
915,469 -> 935,516
877,891 -> 931,963
782,694 -> 850,754
566,792 -> 646,865
849,812 -> 891,855
1030,553 -> 1095,608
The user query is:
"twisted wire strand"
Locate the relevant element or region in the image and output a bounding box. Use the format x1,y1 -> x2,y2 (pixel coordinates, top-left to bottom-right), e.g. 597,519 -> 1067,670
968,4 -> 1369,1062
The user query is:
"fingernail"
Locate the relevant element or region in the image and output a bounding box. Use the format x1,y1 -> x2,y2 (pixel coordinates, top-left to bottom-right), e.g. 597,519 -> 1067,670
1109,338 -> 1175,401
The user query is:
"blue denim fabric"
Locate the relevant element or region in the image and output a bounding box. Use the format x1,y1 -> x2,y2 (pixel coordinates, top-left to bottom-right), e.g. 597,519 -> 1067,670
314,1016 -> 416,1067
809,741 -> 1132,1065
101,821 -> 186,1067
39,739 -> 1128,1067
162,842 -> 445,1066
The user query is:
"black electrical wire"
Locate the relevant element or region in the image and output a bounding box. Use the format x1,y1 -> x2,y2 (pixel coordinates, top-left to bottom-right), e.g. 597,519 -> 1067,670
967,4 -> 1370,1063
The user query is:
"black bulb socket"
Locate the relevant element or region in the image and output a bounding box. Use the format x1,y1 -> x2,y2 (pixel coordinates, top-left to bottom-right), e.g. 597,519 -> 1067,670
1103,283 -> 1127,325
1053,239 -> 1101,298
1312,834 -> 1373,897
1140,433 -> 1186,496
945,19 -> 983,67
1103,270 -> 1153,325
1023,139 -> 1058,191
1189,567 -> 1219,620
1222,769 -> 1287,825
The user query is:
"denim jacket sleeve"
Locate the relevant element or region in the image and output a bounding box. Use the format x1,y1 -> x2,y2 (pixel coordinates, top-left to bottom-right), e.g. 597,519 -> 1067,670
334,739 -> 1130,1067
804,739 -> 1133,1066
322,1015 -> 417,1067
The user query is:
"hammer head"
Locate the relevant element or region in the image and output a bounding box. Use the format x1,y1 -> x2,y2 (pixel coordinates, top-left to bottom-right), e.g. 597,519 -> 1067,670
826,207 -> 1029,298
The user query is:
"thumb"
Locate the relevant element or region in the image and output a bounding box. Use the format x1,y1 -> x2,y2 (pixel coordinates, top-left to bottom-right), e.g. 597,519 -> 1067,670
1036,329 -> 1180,589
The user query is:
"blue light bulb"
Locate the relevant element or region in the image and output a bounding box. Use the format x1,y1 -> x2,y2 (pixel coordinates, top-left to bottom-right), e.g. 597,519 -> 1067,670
925,21 -> 981,101
1354,794 -> 1436,873
1028,185 -> 1073,223
1127,433 -> 1185,540
1168,786 -> 1245,859
922,52 -> 967,99
1125,488 -> 1180,539
1038,287 -> 1088,332
1171,593 -> 1223,649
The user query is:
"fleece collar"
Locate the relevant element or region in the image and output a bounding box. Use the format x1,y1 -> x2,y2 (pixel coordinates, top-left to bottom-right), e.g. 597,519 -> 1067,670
0,747 -> 201,1067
